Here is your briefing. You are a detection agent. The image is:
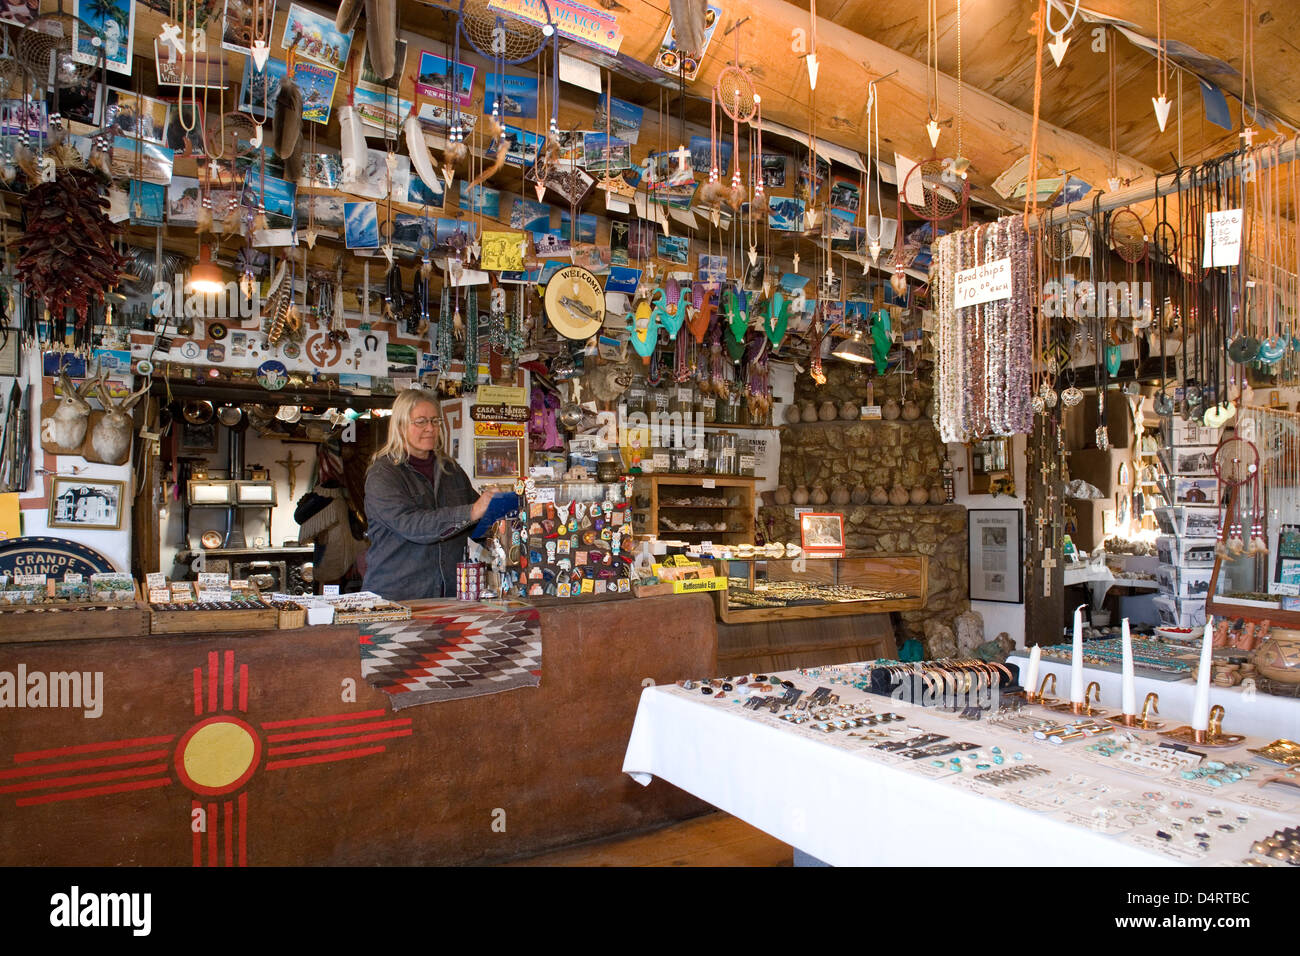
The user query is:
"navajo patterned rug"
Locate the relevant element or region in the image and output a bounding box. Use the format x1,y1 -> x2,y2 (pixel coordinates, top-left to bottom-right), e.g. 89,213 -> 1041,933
360,600 -> 542,709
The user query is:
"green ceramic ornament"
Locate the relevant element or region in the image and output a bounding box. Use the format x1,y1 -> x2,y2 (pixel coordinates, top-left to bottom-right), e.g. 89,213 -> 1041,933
763,292 -> 788,346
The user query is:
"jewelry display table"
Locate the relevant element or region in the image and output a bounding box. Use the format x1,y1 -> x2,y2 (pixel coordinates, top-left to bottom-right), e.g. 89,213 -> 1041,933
622,665 -> 1300,867
1008,653 -> 1300,740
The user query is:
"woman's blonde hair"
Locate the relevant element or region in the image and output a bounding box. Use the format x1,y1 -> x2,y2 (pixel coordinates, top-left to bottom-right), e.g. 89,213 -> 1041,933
373,388 -> 451,469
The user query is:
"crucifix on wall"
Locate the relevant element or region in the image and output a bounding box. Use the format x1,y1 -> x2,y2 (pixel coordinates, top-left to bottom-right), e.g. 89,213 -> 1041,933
276,449 -> 303,499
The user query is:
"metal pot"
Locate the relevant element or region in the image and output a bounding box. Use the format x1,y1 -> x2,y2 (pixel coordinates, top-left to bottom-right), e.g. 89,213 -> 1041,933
182,400 -> 214,424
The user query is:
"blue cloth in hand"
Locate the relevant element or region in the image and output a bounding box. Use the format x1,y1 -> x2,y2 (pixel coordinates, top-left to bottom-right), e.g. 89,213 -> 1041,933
471,493 -> 519,538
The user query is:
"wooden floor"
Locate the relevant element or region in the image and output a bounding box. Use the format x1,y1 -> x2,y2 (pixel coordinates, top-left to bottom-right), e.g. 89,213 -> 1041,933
505,812 -> 793,867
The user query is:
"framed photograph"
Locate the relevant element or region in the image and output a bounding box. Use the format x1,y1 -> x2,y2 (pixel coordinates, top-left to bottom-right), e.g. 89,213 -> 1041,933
0,327 -> 19,376
49,477 -> 126,531
1182,506 -> 1221,538
1172,445 -> 1217,476
967,509 -> 1023,604
799,512 -> 845,555
474,437 -> 522,479
1173,476 -> 1218,506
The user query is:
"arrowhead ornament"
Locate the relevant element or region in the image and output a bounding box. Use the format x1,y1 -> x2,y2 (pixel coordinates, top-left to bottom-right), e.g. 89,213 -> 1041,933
748,245 -> 758,266
806,52 -> 820,90
303,228 -> 318,249
468,239 -> 481,262
250,39 -> 270,71
1152,95 -> 1172,132
381,243 -> 395,265
532,181 -> 546,201
444,164 -> 458,187
709,207 -> 720,226
1047,33 -> 1069,67
869,239 -> 881,263
926,119 -> 941,148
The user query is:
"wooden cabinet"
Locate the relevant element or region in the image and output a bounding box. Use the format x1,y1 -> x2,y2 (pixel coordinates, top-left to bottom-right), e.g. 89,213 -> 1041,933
632,475 -> 757,545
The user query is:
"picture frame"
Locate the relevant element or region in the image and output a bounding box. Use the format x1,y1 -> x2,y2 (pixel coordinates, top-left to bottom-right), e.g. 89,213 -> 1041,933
48,477 -> 126,531
799,512 -> 844,555
1172,476 -> 1218,506
967,509 -> 1023,604
1172,445 -> 1216,476
0,327 -> 19,377
474,437 -> 522,479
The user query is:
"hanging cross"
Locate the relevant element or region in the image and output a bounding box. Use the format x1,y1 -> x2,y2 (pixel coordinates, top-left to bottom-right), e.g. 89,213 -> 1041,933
671,143 -> 691,172
1241,126 -> 1257,148
159,22 -> 185,61
1040,459 -> 1053,483
276,449 -> 303,499
1041,548 -> 1057,597
1034,509 -> 1048,534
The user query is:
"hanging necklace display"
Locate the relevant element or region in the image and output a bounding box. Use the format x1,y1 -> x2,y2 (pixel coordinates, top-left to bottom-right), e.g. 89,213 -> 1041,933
863,80 -> 884,264
1152,173 -> 1178,417
1151,0 -> 1172,130
1107,206 -> 1147,384
1213,436 -> 1259,556
714,25 -> 756,210
1046,0 -> 1078,66
442,15 -> 469,181
923,0 -> 941,147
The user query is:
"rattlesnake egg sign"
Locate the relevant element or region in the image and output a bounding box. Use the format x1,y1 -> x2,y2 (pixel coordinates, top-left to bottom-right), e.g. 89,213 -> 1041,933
953,257 -> 1012,308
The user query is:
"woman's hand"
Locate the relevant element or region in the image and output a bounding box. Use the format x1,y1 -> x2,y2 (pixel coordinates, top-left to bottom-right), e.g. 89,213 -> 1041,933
470,489 -> 495,521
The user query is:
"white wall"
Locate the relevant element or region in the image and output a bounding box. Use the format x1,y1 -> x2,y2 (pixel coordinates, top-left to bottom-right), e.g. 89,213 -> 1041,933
951,433 -> 1028,648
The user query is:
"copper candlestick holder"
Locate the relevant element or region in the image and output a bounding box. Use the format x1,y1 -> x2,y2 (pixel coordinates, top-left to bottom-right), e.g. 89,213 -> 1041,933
1023,673 -> 1057,706
1159,705 -> 1246,749
1046,680 -> 1102,715
1105,692 -> 1166,731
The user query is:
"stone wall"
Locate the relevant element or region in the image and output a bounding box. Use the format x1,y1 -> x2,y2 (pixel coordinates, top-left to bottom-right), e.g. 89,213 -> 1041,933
760,504 -> 969,645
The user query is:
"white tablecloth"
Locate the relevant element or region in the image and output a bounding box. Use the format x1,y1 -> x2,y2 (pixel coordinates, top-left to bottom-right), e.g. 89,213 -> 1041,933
623,670 -> 1299,867
1008,654 -> 1300,741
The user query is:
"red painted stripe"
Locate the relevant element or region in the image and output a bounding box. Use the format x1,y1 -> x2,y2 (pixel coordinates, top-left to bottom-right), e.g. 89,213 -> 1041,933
265,745 -> 387,770
224,800 -> 233,867
192,800 -> 202,868
238,664 -> 248,712
0,763 -> 168,794
265,718 -> 411,743
14,734 -> 176,763
193,668 -> 203,716
15,777 -> 171,806
260,708 -> 387,729
267,729 -> 413,756
207,802 -> 217,867
0,749 -> 170,781
238,792 -> 247,867
223,651 -> 234,711
207,652 -> 218,713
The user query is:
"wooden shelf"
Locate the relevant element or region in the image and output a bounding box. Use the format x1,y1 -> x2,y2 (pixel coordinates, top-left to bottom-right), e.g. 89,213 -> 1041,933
701,422 -> 780,431
634,475 -> 757,545
780,419 -> 935,429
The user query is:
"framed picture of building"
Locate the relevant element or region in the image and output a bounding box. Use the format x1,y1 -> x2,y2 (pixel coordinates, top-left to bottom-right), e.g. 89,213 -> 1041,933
48,477 -> 126,530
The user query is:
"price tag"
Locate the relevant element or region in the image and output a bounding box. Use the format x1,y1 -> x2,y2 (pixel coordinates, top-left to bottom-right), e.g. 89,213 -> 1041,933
953,257 -> 1012,307
63,572 -> 83,584
197,589 -> 232,602
861,405 -> 882,419
148,588 -> 171,603
700,540 -> 713,551
653,453 -> 670,470
14,573 -> 45,586
198,572 -> 230,589
703,478 -> 716,489
676,388 -> 693,402
739,455 -> 755,469
1202,208 -> 1243,267
534,486 -> 557,503
323,585 -> 340,597
146,572 -> 167,589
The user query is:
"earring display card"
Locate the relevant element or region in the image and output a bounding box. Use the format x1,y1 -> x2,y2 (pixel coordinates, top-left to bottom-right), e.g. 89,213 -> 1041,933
518,480 -> 632,603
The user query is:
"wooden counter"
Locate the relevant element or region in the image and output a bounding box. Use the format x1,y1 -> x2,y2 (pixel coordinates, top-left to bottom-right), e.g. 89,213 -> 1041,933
0,594 -> 717,866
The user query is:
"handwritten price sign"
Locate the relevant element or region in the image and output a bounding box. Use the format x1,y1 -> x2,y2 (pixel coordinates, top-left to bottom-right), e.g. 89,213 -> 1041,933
1202,208 -> 1243,268
953,257 -> 1012,308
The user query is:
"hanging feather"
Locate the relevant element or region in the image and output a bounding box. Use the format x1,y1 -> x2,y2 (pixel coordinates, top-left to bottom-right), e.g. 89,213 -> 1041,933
668,0 -> 708,57
283,137 -> 304,184
364,0 -> 398,82
196,204 -> 213,234
335,0 -> 363,32
273,65 -> 303,160
337,105 -> 367,184
467,116 -> 508,189
404,111 -> 442,196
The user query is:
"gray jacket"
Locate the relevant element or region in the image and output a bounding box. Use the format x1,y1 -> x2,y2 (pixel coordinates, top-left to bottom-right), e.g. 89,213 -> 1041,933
362,455 -> 477,600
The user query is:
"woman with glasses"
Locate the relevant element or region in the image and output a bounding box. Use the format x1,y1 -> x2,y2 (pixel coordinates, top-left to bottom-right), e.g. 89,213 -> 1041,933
363,388 -> 494,599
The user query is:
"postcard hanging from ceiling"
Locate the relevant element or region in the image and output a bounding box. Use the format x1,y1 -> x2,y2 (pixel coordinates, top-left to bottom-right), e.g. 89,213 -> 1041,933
653,3 -> 720,82
492,125 -> 544,168
459,182 -> 501,218
353,86 -> 413,132
594,94 -> 642,145
358,39 -> 408,92
487,0 -> 623,56
154,39 -> 227,88
689,135 -> 729,178
829,176 -> 860,215
405,170 -> 446,208
73,0 -> 134,76
294,61 -> 339,124
560,210 -> 598,243
129,180 -> 167,226
166,176 -> 200,225
281,3 -> 351,70
223,0 -> 271,54
239,57 -> 286,119
300,151 -> 342,189
581,132 -> 631,174
415,51 -> 476,108
0,96 -> 46,138
527,161 -> 595,206
768,196 -> 805,232
109,137 -> 174,185
510,197 -> 551,231
482,231 -> 525,272
243,167 -> 297,229
344,201 -> 380,249
104,89 -> 171,145
417,101 -> 477,134
483,72 -> 538,120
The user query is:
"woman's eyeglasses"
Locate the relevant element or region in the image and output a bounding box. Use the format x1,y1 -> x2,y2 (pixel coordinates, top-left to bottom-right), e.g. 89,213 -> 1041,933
410,417 -> 440,428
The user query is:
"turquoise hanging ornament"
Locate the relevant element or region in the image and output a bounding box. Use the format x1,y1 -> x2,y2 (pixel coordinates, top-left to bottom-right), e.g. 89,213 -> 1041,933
725,287 -> 748,342
870,309 -> 891,369
652,277 -> 685,338
762,291 -> 788,346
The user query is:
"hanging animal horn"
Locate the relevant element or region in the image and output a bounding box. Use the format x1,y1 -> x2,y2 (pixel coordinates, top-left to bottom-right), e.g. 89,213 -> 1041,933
364,0 -> 398,82
404,107 -> 443,197
273,39 -> 304,160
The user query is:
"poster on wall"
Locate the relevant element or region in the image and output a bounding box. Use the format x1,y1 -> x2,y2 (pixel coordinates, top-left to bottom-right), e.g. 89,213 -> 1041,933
967,509 -> 1023,604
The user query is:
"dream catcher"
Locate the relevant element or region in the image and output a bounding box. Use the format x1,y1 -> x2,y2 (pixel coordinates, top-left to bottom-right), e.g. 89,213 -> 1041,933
709,28 -> 756,211
1213,435 -> 1262,556
901,153 -> 969,226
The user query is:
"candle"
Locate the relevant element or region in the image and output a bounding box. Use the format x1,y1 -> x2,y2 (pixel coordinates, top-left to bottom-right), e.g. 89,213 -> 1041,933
1191,615 -> 1214,731
1025,644 -> 1041,696
1121,617 -> 1136,716
1070,604 -> 1086,703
